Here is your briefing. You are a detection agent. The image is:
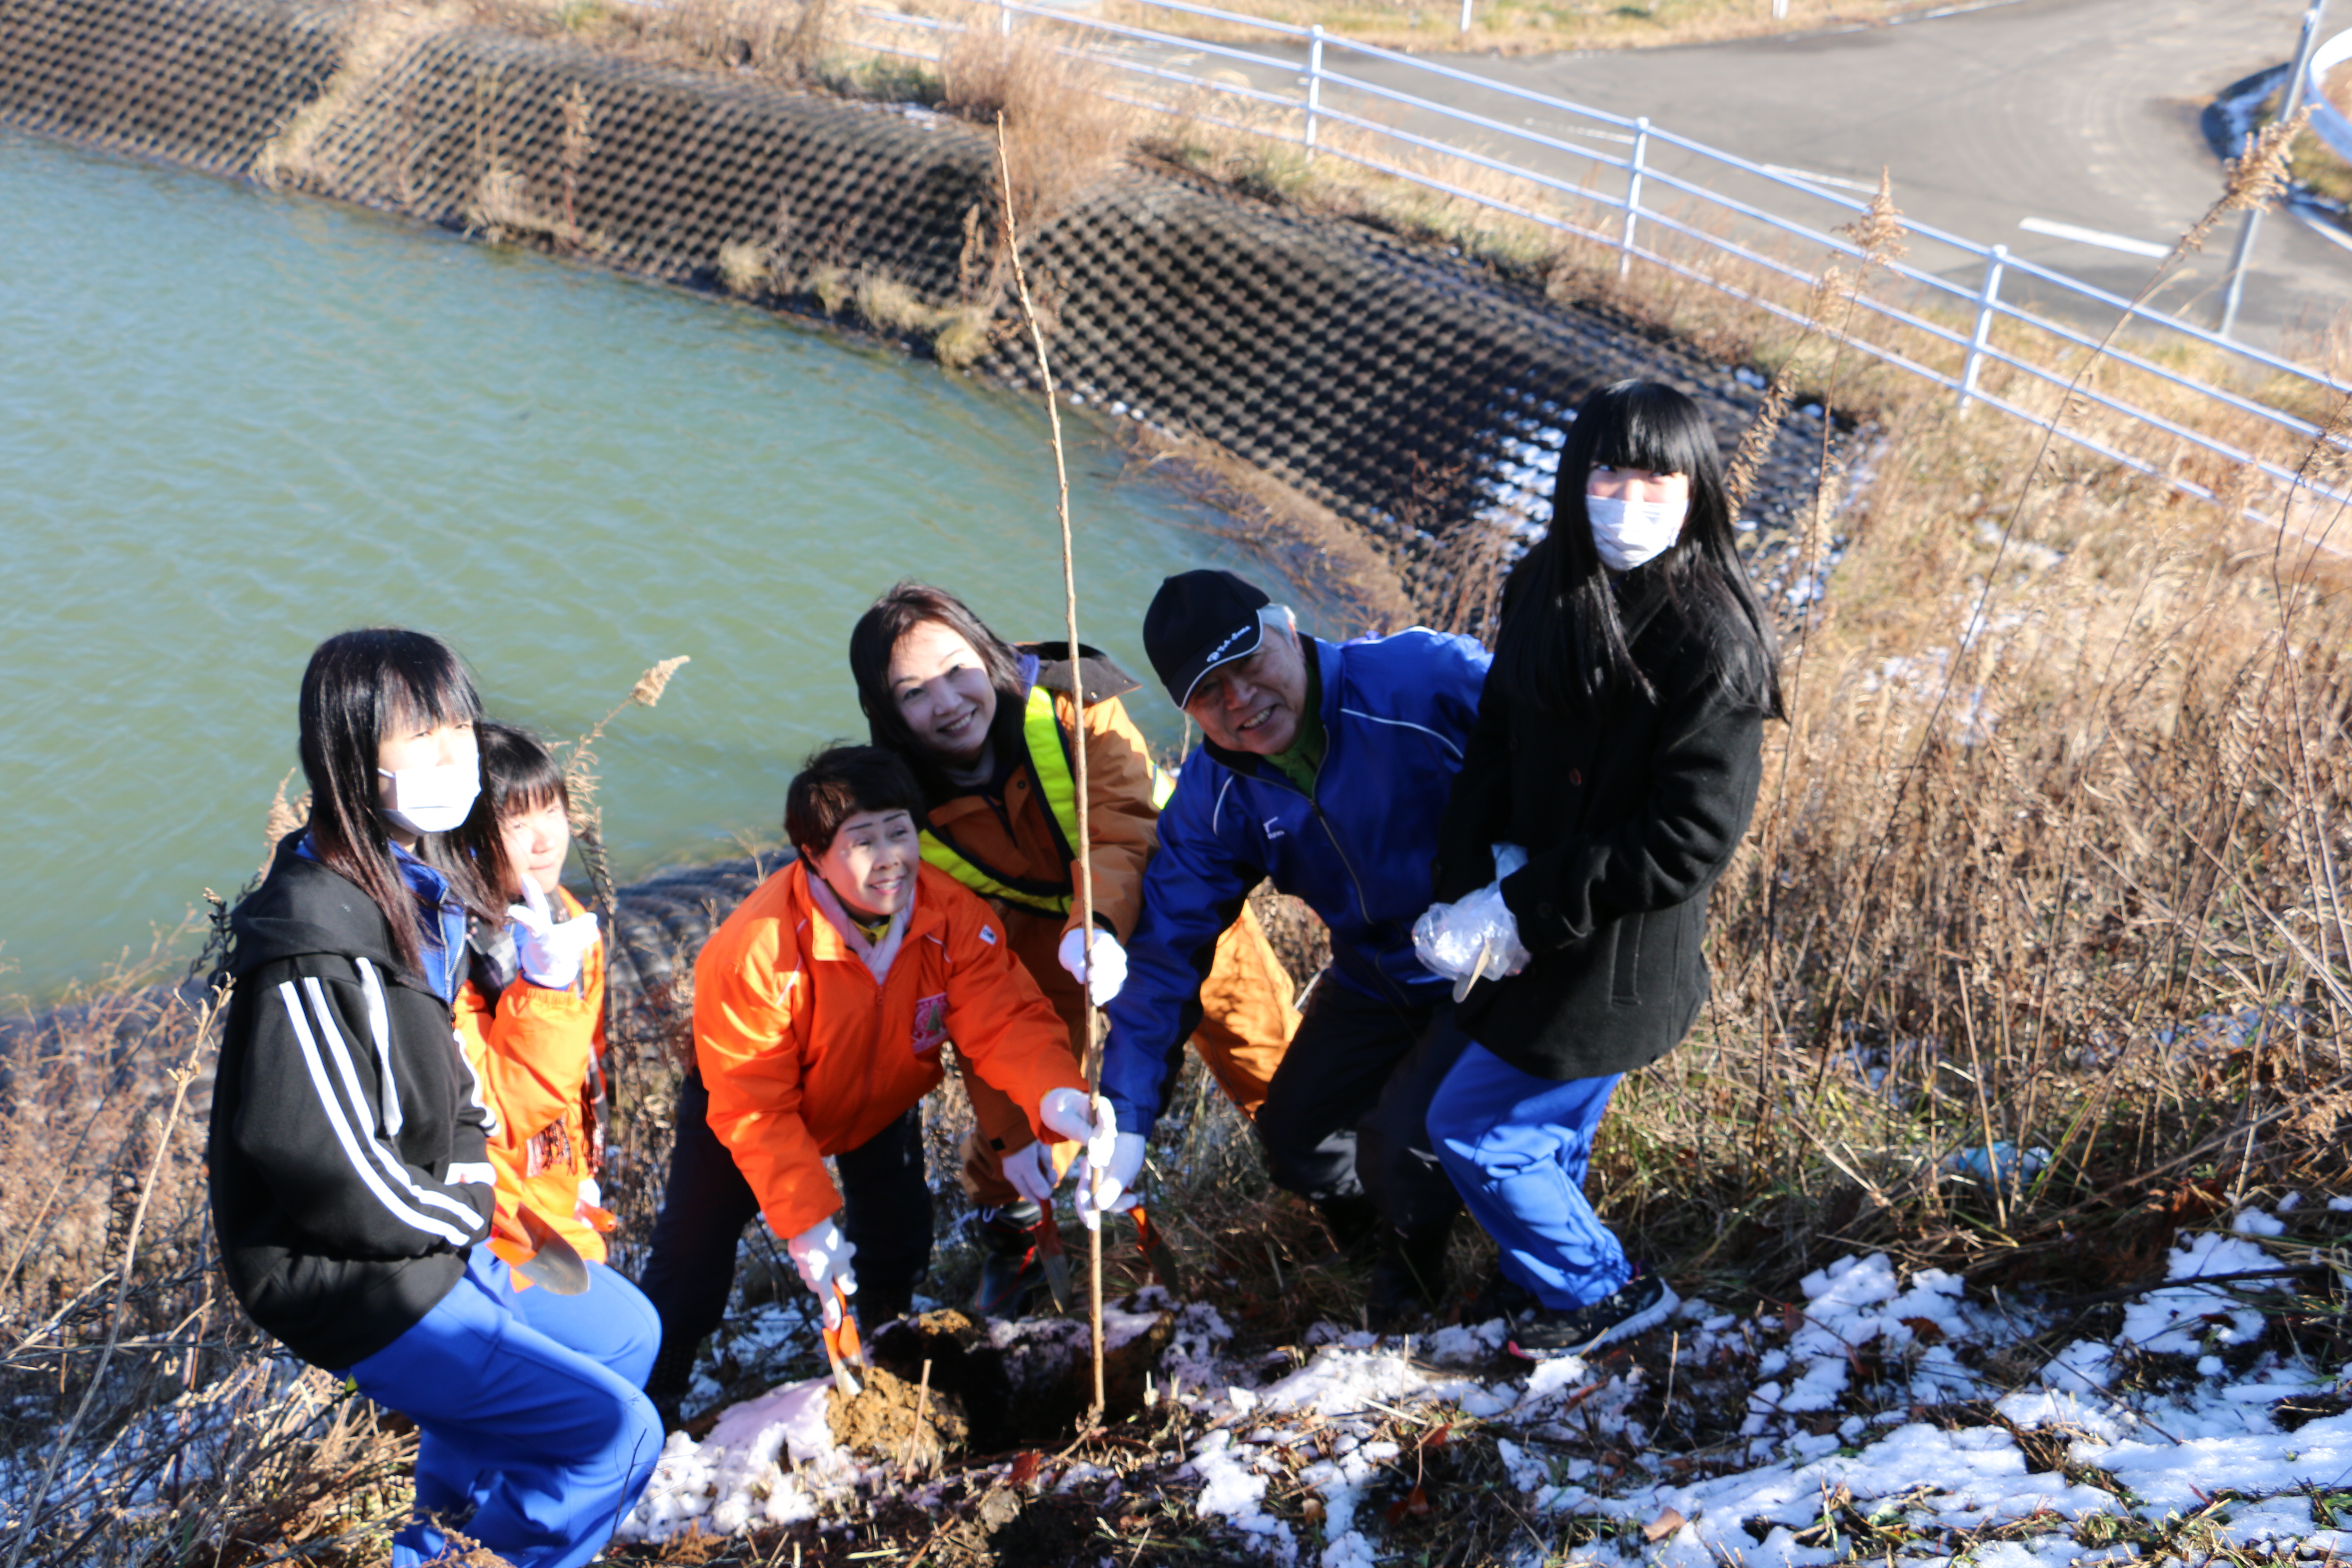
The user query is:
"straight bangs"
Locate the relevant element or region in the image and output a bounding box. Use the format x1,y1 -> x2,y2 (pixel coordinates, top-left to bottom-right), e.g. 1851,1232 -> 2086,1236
1579,381 -> 1725,493
478,722 -> 567,820
295,628 -> 497,975
377,644 -> 483,741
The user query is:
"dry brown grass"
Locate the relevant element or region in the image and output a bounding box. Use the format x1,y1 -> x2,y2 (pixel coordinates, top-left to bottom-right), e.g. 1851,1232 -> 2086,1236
13,10 -> 2352,1561
939,26 -> 1141,236
0,937 -> 420,1568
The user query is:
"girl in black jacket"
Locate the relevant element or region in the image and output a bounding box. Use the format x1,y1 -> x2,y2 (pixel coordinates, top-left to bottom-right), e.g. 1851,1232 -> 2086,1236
1424,380 -> 1781,1359
207,628 -> 661,1568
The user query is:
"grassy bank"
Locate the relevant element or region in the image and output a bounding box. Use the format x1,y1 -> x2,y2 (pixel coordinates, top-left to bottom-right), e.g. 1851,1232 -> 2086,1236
5,2 -> 2350,1562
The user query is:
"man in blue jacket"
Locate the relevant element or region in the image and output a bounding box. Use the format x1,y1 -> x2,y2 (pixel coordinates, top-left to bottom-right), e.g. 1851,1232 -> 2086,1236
1079,569 -> 1491,1324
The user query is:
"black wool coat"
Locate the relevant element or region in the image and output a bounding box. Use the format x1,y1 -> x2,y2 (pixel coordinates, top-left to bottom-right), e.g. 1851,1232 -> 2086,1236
1432,579 -> 1769,1083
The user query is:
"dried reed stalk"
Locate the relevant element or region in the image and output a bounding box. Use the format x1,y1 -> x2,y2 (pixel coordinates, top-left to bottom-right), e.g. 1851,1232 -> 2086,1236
993,119 -> 1106,1419
558,656 -> 691,1078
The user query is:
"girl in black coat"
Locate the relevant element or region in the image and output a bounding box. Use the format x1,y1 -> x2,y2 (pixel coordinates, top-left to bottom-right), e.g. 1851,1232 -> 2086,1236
1424,380 -> 1781,1358
208,629 -> 661,1568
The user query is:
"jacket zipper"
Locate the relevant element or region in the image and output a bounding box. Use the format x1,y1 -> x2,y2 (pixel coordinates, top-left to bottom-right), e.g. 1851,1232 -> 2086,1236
1268,712 -> 1415,1011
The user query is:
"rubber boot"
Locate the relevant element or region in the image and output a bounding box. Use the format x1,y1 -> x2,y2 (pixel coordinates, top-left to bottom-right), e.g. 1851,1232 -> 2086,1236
1463,1268 -> 1537,1328
1313,1192 -> 1381,1261
970,1200 -> 1046,1319
643,1340 -> 699,1433
1366,1219 -> 1454,1331
856,1277 -> 915,1338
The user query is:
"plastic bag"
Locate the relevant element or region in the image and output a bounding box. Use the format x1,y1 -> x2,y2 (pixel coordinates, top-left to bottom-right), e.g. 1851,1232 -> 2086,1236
1412,843 -> 1532,1001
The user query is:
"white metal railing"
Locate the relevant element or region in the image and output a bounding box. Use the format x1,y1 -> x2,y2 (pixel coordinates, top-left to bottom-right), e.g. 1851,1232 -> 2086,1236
2309,27 -> 2352,165
850,0 -> 2352,534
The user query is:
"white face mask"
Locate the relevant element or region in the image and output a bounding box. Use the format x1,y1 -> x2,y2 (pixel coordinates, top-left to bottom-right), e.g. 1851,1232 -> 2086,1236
377,758 -> 481,836
1586,494 -> 1687,573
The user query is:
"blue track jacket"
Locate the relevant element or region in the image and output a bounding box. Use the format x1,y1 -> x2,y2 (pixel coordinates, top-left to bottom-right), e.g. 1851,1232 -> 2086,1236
1102,628 -> 1491,1137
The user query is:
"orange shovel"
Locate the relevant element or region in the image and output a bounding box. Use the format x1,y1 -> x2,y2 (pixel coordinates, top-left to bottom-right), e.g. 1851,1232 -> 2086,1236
487,1204 -> 591,1295
1133,1205 -> 1186,1297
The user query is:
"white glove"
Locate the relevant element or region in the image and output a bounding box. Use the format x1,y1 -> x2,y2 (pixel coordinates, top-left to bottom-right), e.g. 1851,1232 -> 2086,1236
508,877 -> 600,991
1039,1087 -> 1117,1174
1001,1138 -> 1059,1205
1412,843 -> 1533,1002
1056,927 -> 1129,1006
447,1161 -> 497,1187
1073,1130 -> 1146,1231
785,1214 -> 859,1329
575,1178 -> 604,1222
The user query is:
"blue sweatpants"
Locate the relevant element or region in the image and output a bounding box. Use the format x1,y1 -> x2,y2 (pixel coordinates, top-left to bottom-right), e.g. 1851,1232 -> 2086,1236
348,1251 -> 663,1568
1426,1040 -> 1627,1312
510,1257 -> 663,1388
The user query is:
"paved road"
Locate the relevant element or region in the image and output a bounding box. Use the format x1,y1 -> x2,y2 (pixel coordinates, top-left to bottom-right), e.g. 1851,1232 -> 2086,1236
1129,0 -> 2345,360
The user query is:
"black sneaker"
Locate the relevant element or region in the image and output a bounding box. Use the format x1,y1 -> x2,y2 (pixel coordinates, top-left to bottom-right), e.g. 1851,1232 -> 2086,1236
970,1201 -> 1045,1318
1506,1271 -> 1678,1360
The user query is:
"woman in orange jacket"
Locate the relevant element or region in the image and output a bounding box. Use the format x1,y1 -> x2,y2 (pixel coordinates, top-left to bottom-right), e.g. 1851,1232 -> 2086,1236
693,745 -> 1110,1335
847,582 -> 1298,1312
452,723 -> 659,1388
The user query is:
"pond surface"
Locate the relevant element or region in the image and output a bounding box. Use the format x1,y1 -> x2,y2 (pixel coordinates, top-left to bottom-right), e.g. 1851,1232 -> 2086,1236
0,130 -> 1273,1002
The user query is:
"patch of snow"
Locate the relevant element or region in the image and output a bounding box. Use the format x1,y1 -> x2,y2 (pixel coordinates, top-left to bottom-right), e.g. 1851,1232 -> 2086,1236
617,1378 -> 843,1541
2117,1231 -> 2275,1354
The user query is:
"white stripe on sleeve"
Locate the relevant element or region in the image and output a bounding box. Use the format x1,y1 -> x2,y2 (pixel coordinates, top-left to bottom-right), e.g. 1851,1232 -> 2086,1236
275,981 -> 476,1248
301,977 -> 486,1232
352,957 -> 402,1137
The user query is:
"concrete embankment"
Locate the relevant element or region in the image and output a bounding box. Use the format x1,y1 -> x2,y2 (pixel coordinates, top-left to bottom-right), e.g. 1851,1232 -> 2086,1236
0,0 -> 1828,580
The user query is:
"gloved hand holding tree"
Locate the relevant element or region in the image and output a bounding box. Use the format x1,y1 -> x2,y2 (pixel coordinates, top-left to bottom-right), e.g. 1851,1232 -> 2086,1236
1056,927 -> 1129,1006
1072,1128 -> 1145,1231
1041,1087 -> 1130,1227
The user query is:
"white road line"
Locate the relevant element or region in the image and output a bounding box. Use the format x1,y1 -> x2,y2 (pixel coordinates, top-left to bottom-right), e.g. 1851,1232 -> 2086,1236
2016,217 -> 2171,259
1518,119 -> 1637,145
1759,163 -> 1883,194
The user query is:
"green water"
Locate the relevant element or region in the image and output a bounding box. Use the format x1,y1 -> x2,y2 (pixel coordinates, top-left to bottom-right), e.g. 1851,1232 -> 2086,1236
0,131 -> 1269,1003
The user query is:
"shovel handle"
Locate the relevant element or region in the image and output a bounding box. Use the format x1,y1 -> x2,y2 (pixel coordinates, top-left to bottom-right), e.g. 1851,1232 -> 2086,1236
830,1280 -> 869,1361
821,1282 -> 865,1397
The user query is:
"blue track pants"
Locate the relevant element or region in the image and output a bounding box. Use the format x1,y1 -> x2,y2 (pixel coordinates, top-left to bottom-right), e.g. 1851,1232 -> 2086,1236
1426,1040 -> 1627,1311
348,1251 -> 663,1568
509,1256 -> 662,1388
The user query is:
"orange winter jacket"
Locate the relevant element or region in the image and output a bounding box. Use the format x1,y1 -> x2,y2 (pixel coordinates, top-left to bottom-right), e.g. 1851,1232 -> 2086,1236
920,683 -> 1160,945
695,859 -> 1087,1242
453,885 -> 609,1262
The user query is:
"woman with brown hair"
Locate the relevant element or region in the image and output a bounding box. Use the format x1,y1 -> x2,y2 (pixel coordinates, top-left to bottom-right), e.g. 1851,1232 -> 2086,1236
848,582 -> 1298,1314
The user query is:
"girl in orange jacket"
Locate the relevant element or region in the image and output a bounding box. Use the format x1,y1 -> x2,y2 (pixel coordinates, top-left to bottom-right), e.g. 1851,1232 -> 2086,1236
848,582 -> 1298,1312
694,744 -> 1111,1332
452,722 -> 658,1386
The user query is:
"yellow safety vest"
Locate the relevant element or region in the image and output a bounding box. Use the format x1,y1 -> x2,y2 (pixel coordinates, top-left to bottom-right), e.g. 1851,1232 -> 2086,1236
920,686 -> 1085,917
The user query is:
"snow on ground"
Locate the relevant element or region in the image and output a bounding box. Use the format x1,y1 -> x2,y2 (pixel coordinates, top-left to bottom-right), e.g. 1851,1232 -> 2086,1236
625,1204 -> 2352,1564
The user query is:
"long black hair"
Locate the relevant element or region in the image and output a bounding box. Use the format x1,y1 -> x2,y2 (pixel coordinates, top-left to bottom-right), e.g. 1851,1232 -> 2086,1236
452,721 -> 569,901
1491,380 -> 1783,720
297,628 -> 502,976
847,582 -> 1029,806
